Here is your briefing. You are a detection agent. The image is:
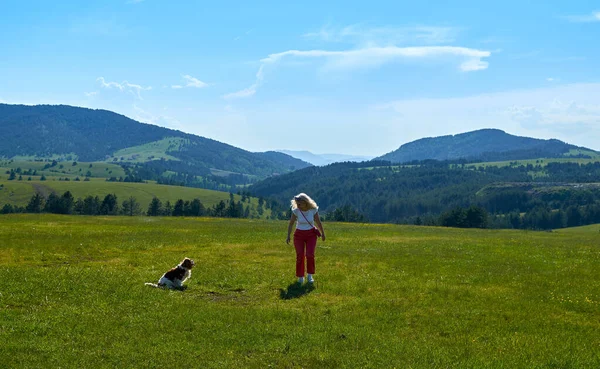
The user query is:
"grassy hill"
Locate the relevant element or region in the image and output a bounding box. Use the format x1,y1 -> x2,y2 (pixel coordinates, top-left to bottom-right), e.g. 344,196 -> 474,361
0,178 -> 226,207
0,215 -> 599,368
0,178 -> 273,218
0,157 -> 277,218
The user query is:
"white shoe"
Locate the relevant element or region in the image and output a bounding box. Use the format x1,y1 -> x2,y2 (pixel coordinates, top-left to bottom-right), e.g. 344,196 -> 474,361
297,277 -> 305,284
307,274 -> 314,284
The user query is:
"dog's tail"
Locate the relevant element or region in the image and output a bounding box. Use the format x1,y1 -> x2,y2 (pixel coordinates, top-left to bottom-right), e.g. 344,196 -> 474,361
145,282 -> 161,288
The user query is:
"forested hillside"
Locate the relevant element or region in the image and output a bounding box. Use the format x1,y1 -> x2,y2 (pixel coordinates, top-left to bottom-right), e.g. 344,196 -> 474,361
249,160 -> 600,229
0,104 -> 311,178
377,129 -> 598,163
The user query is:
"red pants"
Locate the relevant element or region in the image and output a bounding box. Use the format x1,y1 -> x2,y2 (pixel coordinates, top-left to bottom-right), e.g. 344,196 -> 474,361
294,229 -> 317,277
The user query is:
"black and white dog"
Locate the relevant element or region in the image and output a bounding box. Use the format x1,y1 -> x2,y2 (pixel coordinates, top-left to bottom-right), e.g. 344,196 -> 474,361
145,258 -> 195,290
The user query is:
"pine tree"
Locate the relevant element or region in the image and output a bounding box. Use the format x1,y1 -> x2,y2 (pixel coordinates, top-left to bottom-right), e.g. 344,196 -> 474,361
147,197 -> 162,216
26,193 -> 45,213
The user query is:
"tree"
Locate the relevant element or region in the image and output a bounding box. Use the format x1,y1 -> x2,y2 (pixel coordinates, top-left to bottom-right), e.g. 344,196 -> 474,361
439,208 -> 467,228
163,200 -> 173,216
226,194 -> 241,218
122,196 -> 141,216
172,199 -> 185,216
26,193 -> 45,213
464,205 -> 489,228
100,194 -> 118,215
60,191 -> 75,214
1,204 -> 15,214
43,191 -> 74,214
44,193 -> 60,213
147,197 -> 163,216
212,200 -> 226,217
188,198 -> 205,216
79,195 -> 101,215
329,205 -> 368,223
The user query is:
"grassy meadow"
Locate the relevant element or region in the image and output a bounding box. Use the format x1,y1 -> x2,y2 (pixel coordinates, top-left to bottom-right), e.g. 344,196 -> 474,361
1,215 -> 599,368
466,157 -> 600,169
0,178 -> 273,219
0,178 -> 237,209
107,137 -> 188,163
1,160 -> 127,179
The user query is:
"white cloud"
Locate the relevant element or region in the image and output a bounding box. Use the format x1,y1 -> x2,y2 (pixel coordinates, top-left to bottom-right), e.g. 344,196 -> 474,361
223,84 -> 258,99
261,47 -> 490,70
84,91 -> 98,97
563,11 -> 600,23
97,77 -> 152,99
303,24 -> 458,46
172,74 -> 209,89
224,46 -> 491,99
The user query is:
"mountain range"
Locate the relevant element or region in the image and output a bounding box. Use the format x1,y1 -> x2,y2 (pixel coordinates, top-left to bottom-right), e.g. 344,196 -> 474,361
1,104 -> 598,183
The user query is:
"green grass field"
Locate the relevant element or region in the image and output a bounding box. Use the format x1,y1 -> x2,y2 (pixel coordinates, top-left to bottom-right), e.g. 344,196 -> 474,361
1,215 -> 598,368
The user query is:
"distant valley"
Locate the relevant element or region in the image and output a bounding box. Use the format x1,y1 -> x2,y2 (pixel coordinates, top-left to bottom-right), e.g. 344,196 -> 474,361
276,150 -> 374,166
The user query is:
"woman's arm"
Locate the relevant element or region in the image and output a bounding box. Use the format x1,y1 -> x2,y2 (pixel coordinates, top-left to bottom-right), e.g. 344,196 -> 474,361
286,213 -> 297,244
314,213 -> 326,241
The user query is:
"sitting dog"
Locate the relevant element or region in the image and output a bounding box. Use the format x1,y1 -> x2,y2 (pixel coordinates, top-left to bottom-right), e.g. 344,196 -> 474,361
145,257 -> 195,290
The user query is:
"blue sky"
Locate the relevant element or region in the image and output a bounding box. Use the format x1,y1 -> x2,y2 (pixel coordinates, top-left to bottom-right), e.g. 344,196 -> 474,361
1,0 -> 599,156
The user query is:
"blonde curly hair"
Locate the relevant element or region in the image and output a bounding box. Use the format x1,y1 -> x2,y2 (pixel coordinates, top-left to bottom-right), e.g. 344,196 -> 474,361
291,193 -> 318,210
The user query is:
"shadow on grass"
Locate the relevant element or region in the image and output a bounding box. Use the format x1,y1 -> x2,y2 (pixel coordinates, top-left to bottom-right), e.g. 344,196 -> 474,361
144,283 -> 188,292
279,282 -> 315,300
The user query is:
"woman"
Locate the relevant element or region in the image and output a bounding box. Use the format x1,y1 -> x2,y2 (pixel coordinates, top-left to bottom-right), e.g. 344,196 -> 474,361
286,193 -> 326,284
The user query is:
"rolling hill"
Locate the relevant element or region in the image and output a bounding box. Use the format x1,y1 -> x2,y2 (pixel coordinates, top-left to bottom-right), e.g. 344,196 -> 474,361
0,104 -> 311,178
376,129 -> 599,163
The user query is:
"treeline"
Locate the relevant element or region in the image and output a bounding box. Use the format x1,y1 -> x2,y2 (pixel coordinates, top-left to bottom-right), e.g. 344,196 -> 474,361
0,191 -> 282,220
489,203 -> 600,230
408,203 -> 600,230
249,160 -> 600,230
